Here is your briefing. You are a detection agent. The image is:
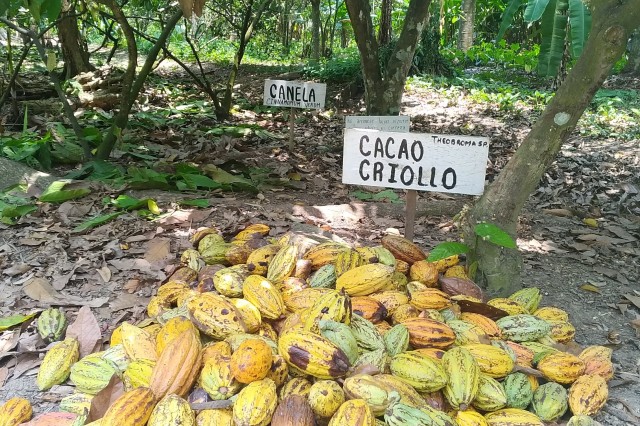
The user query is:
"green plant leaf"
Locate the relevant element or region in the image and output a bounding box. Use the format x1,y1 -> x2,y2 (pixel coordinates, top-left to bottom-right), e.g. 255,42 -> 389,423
568,0 -> 591,58
1,204 -> 37,218
497,0 -> 525,42
177,173 -> 221,190
474,223 -> 517,248
147,199 -> 161,215
537,0 -> 569,77
112,195 -> 147,210
39,186 -> 91,203
0,313 -> 37,331
427,242 -> 470,261
73,211 -> 125,233
179,199 -> 210,208
524,0 -> 552,22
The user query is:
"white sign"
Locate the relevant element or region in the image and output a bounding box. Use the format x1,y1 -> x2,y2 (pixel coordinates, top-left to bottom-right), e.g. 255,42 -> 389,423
345,116 -> 410,132
342,129 -> 490,195
263,79 -> 326,109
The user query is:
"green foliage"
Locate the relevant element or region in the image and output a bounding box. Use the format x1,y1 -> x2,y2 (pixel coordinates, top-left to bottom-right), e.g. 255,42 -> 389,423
350,189 -> 401,203
39,181 -> 91,203
427,223 -> 516,262
427,242 -> 469,261
0,132 -> 53,170
302,49 -> 362,82
0,185 -> 36,224
451,40 -> 539,72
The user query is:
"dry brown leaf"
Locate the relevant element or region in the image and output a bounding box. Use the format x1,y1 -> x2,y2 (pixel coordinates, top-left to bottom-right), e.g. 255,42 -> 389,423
542,208 -> 574,217
88,375 -> 124,422
123,279 -> 141,293
630,318 -> 640,337
23,277 -> 60,303
66,306 -> 102,358
11,352 -> 41,379
144,237 -> 172,264
0,330 -> 21,354
623,294 -> 640,310
3,263 -> 31,277
97,266 -> 112,283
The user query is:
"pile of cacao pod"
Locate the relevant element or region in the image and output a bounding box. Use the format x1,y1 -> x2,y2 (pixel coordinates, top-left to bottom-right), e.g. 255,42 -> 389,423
2,224 -> 615,426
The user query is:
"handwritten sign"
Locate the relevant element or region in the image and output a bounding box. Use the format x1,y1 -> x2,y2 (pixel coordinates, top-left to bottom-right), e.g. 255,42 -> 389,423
263,80 -> 326,109
342,129 -> 490,195
345,116 -> 410,132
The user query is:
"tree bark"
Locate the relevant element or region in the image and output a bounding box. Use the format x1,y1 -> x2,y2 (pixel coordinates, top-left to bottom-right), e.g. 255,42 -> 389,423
57,0 -> 93,79
457,0 -> 476,52
623,28 -> 640,75
463,0 -> 640,296
345,0 -> 431,115
378,0 -> 392,46
310,0 -> 321,62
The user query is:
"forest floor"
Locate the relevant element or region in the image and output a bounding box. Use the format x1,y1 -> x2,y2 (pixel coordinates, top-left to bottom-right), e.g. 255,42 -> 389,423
0,61 -> 639,424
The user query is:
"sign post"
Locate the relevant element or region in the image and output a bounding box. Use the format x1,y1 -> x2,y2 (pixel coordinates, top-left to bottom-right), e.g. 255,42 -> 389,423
342,128 -> 490,240
344,116 -> 417,238
263,79 -> 327,151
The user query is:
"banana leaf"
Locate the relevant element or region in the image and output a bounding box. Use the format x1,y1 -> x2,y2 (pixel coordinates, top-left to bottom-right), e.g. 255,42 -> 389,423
537,0 -> 569,77
568,0 -> 591,58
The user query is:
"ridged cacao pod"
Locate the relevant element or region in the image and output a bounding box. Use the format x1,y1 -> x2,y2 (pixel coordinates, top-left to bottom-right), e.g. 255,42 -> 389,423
149,328 -> 202,399
370,291 -> 410,316
442,347 -> 480,410
70,354 -> 119,395
567,415 -> 602,426
0,397 -> 32,426
123,359 -> 155,391
352,296 -> 387,323
36,337 -> 79,391
187,293 -> 247,339
308,380 -> 346,418
328,399 -> 375,426
200,355 -> 241,400
266,245 -> 299,283
59,392 -> 93,416
495,315 -> 551,342
568,374 -> 608,416
401,317 -> 456,349
271,395 -> 316,426
381,235 -> 426,264
531,382 -> 568,422
487,298 -> 529,316
147,394 -> 195,426
464,343 -> 514,378
408,260 -> 439,287
537,351 -> 585,385
508,288 -> 541,313
277,330 -> 350,379
484,408 -> 543,426
503,372 -> 534,409
120,322 -> 158,362
336,264 -> 395,296
242,275 -> 285,320
232,378 -> 278,426
195,409 -> 233,426
389,351 -> 448,392
101,387 -> 156,426
579,346 -> 614,381
37,308 -> 67,343
343,374 -> 394,416
472,374 -> 508,412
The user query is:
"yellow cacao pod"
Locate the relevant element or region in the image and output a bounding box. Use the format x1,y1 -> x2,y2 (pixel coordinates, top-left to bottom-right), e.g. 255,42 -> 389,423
278,330 -> 350,379
59,392 -> 93,416
279,377 -> 313,399
187,292 -> 247,339
336,263 -> 395,296
156,316 -> 198,355
230,338 -> 273,384
101,387 -> 156,426
37,337 -> 79,391
0,397 -> 32,426
303,242 -> 349,270
370,291 -> 410,316
149,327 -> 202,399
455,409 -> 489,426
266,245 -> 299,283
120,322 -> 158,362
242,275 -> 285,320
401,317 -> 456,349
484,408 -> 544,426
568,374 -> 608,416
442,347 -> 481,410
123,359 -> 155,391
537,352 -> 585,385
147,394 -> 195,426
408,260 -> 439,287
328,399 -> 376,426
232,378 -> 278,426
196,409 -> 234,426
308,380 -> 346,418
464,343 -> 515,378
199,355 -> 241,400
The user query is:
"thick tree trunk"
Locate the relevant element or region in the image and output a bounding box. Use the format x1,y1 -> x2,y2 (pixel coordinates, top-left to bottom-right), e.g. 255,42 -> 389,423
345,0 -> 431,115
378,0 -> 392,46
57,0 -> 93,79
457,0 -> 476,52
623,29 -> 640,75
463,0 -> 640,296
310,0 -> 321,62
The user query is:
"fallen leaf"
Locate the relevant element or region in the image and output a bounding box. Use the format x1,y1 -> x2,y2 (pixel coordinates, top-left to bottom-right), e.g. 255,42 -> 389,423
19,238 -> 46,246
623,294 -> 640,310
88,375 -> 124,422
542,208 -> 574,217
580,283 -> 602,293
11,352 -> 41,379
21,412 -> 78,425
630,318 -> 640,337
109,293 -> 148,312
96,266 -> 112,283
123,279 -> 141,293
144,238 -> 172,263
0,330 -> 20,354
23,277 -> 60,303
54,257 -> 90,291
0,312 -> 37,331
3,263 -> 31,276
66,306 -> 102,358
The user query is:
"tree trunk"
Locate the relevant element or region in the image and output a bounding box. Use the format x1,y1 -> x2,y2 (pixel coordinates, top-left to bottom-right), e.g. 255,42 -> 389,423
378,0 -> 392,46
463,0 -> 640,296
310,0 -> 321,62
57,0 -> 93,79
457,0 -> 476,52
345,0 -> 431,115
623,28 -> 640,75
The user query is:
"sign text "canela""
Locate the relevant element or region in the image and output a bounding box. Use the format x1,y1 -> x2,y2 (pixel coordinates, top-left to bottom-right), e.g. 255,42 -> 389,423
263,80 -> 326,109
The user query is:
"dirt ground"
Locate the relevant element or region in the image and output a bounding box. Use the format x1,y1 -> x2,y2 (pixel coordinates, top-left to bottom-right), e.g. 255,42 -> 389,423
0,66 -> 639,424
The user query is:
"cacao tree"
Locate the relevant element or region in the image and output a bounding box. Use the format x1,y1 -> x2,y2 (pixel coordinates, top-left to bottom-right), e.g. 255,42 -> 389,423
345,0 -> 431,115
464,0 -> 640,296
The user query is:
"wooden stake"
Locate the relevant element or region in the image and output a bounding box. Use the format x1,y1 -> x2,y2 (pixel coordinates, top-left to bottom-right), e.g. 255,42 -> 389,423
405,189 -> 417,241
289,107 -> 296,150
